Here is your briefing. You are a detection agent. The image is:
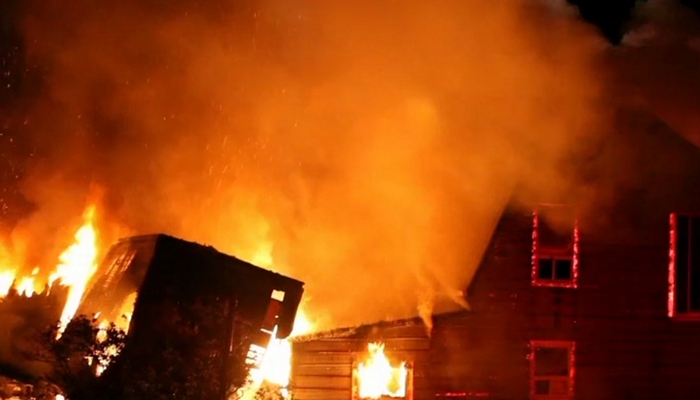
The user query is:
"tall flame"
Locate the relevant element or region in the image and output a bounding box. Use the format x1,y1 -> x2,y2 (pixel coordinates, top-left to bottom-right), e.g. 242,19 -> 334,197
259,310 -> 313,386
356,343 -> 408,399
235,238 -> 315,399
0,270 -> 15,297
239,308 -> 314,400
50,205 -> 99,336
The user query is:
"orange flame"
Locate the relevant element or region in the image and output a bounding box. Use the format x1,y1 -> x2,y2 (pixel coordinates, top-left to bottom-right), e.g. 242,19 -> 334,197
239,307 -> 313,400
0,270 -> 15,297
0,240 -> 18,298
234,240 -> 314,399
50,205 -> 100,336
114,292 -> 137,333
356,343 -> 408,399
15,267 -> 40,297
15,277 -> 34,297
259,310 -> 313,386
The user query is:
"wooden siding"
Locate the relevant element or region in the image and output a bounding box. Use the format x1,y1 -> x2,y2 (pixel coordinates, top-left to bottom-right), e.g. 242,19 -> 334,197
291,316 -> 525,400
291,325 -> 433,400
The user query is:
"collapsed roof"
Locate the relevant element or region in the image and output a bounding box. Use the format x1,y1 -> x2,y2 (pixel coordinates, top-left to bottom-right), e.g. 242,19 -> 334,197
79,233 -> 304,339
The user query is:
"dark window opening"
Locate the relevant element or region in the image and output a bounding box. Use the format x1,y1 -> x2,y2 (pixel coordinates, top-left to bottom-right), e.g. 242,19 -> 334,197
534,347 -> 569,376
673,214 -> 700,315
536,258 -> 573,281
538,259 -> 554,280
534,380 -> 550,395
555,259 -> 572,280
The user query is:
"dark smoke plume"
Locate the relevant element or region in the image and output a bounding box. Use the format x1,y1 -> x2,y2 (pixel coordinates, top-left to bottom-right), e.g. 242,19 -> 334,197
614,0 -> 700,147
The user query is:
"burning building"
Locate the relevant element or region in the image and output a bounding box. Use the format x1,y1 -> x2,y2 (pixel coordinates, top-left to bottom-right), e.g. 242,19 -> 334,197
289,109 -> 700,400
76,233 -> 305,398
0,221 -> 305,399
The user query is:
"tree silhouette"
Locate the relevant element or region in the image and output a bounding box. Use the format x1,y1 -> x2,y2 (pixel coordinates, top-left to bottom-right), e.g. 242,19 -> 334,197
24,295 -> 257,400
24,315 -> 126,400
105,297 -> 253,400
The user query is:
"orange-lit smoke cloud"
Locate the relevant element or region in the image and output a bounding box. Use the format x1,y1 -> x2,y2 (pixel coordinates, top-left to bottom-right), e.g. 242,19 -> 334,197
15,0 -> 607,329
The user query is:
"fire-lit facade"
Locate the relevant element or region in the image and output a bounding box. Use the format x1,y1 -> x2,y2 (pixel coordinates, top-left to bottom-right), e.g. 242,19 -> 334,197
290,111 -> 700,400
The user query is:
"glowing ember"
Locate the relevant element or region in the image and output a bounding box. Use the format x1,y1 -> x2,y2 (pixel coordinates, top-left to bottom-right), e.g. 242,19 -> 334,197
356,343 -> 408,399
51,205 -> 100,336
0,270 -> 14,297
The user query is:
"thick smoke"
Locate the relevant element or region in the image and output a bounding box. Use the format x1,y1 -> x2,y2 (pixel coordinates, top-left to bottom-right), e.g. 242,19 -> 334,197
11,0 -> 607,329
615,0 -> 700,146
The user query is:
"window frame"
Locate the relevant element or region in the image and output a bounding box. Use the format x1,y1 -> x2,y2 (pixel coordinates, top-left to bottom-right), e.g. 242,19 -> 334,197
668,212 -> 700,320
531,206 -> 579,289
529,340 -> 575,400
351,354 -> 414,400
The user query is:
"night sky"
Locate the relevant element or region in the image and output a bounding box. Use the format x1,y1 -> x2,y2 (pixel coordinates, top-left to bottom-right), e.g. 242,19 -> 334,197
569,0 -> 700,43
0,0 -> 697,231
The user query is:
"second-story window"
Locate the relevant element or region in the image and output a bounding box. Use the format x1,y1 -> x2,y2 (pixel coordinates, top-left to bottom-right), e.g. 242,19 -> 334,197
669,213 -> 700,318
532,205 -> 579,288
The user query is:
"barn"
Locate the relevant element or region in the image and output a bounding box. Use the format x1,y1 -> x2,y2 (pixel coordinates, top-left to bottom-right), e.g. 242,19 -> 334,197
78,234 -> 305,399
